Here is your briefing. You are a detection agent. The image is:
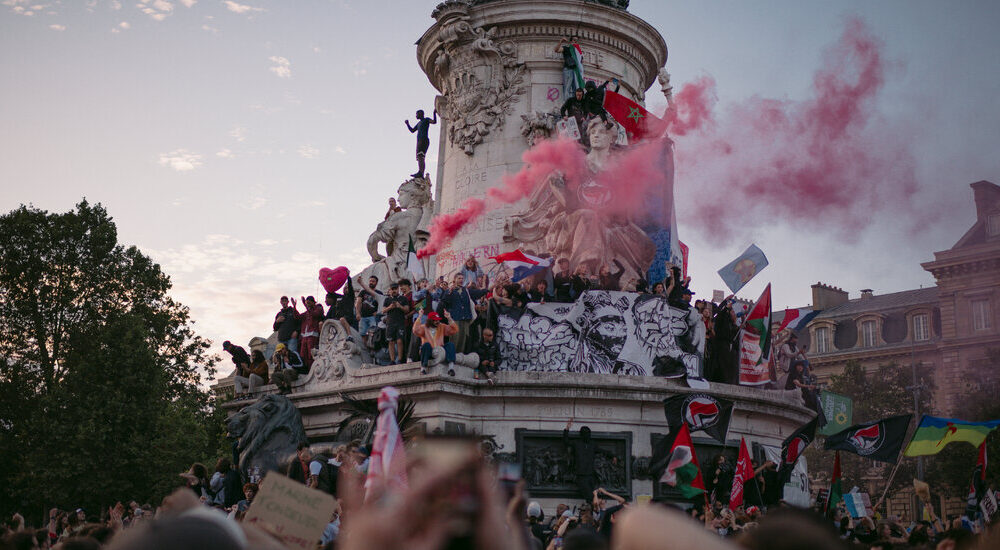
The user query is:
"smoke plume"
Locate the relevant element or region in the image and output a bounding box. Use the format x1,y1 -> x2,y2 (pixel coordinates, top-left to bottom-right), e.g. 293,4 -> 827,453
417,197 -> 486,258
673,17 -> 917,241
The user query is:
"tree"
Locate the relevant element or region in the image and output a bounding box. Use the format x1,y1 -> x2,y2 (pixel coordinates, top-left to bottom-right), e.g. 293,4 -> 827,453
805,360 -> 934,500
0,201 -> 224,519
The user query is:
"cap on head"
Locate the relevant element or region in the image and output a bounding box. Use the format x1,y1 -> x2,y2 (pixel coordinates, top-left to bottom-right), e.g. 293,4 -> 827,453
275,343 -> 286,351
427,312 -> 441,322
527,502 -> 542,519
222,340 -> 232,349
585,81 -> 596,90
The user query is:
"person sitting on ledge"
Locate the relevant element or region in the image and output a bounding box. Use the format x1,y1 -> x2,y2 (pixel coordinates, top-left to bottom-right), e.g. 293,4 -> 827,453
270,343 -> 305,394
475,327 -> 500,385
412,310 -> 458,376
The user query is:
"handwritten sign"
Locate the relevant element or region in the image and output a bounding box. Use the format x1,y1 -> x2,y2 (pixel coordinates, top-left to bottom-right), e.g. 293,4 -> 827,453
556,118 -> 581,141
245,472 -> 336,550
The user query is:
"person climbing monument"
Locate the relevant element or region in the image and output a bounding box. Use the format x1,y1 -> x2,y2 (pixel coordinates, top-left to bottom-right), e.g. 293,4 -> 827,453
405,108 -> 437,178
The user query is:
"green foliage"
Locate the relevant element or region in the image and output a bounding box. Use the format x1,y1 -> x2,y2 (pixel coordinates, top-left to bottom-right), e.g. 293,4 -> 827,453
806,361 -> 933,497
0,201 -> 226,522
923,348 -> 1000,495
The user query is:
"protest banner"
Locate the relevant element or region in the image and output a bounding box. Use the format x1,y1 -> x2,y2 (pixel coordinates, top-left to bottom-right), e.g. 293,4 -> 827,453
245,472 -> 337,550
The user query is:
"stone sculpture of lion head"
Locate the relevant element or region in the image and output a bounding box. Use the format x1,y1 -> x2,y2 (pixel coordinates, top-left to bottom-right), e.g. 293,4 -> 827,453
226,394 -> 307,475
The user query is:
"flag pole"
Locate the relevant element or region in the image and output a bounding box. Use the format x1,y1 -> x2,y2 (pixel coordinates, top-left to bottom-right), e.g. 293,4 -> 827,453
875,458 -> 904,514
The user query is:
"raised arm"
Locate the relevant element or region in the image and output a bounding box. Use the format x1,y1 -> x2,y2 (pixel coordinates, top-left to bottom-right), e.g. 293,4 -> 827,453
554,37 -> 567,54
405,119 -> 416,133
430,109 -> 438,124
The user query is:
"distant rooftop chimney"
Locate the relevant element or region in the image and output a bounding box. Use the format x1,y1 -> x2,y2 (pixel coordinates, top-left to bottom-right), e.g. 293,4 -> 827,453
860,289 -> 874,300
811,282 -> 849,310
971,180 -> 1000,221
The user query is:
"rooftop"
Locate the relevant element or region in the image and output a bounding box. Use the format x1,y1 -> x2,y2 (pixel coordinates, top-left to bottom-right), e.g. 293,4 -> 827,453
814,286 -> 938,319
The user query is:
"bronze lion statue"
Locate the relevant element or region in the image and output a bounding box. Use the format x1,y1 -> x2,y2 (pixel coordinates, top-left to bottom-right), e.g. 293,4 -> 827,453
226,394 -> 307,475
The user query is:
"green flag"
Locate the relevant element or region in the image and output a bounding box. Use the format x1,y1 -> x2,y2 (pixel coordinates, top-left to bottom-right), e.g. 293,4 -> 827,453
406,235 -> 425,279
818,391 -> 853,436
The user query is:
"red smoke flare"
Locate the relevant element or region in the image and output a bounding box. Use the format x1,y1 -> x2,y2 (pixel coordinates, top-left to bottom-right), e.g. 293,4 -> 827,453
416,198 -> 486,258
673,17 -> 917,241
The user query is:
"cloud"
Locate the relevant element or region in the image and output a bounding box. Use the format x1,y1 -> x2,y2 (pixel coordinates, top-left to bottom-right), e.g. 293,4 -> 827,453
157,149 -> 203,172
268,56 -> 291,79
228,126 -> 247,142
147,235 -> 371,356
118,21 -> 129,29
201,24 -> 217,33
312,46 -> 321,53
335,146 -> 346,154
48,23 -> 65,31
137,0 -> 173,20
352,57 -> 370,77
179,0 -> 196,6
216,148 -> 234,158
297,144 -> 319,159
223,0 -> 262,14
110,0 -> 122,9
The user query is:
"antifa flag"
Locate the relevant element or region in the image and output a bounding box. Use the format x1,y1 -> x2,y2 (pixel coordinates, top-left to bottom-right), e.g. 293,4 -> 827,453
664,393 -> 734,444
779,416 -> 819,484
966,441 -> 988,518
823,414 -> 913,463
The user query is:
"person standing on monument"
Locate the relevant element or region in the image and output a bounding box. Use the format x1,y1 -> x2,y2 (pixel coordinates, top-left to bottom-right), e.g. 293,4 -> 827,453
555,36 -> 583,100
381,283 -> 411,365
563,419 -> 617,503
405,108 -> 437,178
292,295 -> 324,368
272,296 -> 300,360
441,273 -> 488,353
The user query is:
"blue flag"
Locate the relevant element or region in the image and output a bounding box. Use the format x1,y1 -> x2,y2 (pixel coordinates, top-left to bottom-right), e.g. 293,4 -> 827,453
717,244 -> 768,294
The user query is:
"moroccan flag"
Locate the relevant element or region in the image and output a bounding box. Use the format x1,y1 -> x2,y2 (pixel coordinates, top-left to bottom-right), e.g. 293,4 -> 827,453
603,90 -> 665,142
489,249 -> 552,282
658,423 -> 706,499
826,451 -> 843,517
779,416 -> 819,484
738,284 -> 773,386
903,416 -> 1000,457
777,307 -> 820,333
663,393 -> 734,444
729,437 -> 754,510
824,414 -> 912,463
966,441 -> 988,517
406,236 -> 424,280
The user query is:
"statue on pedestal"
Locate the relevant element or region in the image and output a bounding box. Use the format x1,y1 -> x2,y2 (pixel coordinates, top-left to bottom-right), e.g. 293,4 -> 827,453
226,394 -> 307,476
504,119 -> 656,283
361,176 -> 433,290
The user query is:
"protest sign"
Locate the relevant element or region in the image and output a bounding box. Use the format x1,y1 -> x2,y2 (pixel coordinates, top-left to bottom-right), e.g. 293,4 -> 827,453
245,472 -> 337,550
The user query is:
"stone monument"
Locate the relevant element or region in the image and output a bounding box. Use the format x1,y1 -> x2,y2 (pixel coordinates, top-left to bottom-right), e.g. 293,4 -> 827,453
219,0 -> 815,509
415,0 -> 668,280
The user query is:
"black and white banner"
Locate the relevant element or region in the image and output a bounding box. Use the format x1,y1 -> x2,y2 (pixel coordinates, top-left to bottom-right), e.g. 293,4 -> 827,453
496,291 -> 704,377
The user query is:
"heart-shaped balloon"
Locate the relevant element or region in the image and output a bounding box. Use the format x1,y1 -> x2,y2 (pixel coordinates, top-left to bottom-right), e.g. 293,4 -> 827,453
319,266 -> 349,294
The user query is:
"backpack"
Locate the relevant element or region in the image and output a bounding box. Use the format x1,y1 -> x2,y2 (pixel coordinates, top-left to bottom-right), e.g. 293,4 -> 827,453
311,454 -> 339,497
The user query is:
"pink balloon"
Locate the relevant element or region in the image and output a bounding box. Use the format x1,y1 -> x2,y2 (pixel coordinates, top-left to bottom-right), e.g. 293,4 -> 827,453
319,266 -> 349,294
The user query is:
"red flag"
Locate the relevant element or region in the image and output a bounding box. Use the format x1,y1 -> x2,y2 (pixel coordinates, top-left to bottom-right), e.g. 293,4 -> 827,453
826,451 -> 843,516
729,437 -> 754,509
603,90 -> 665,142
679,240 -> 689,279
739,284 -> 773,386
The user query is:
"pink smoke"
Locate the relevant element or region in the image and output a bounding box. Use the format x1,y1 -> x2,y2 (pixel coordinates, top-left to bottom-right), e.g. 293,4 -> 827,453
664,76 -> 717,137
673,17 -> 917,241
417,139 -> 586,258
417,198 -> 486,258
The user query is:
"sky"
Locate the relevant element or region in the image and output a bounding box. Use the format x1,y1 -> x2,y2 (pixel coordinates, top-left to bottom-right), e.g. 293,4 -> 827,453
2,0 -> 998,380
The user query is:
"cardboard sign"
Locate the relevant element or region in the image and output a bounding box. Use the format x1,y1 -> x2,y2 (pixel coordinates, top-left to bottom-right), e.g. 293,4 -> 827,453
981,489 -> 998,522
556,117 -> 581,140
245,472 -> 337,550
712,290 -> 725,304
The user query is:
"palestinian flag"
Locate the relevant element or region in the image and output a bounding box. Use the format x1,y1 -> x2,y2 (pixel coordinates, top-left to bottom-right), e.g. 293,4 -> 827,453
824,414 -> 912,463
406,235 -> 425,280
966,441 -> 988,518
825,451 -> 843,517
903,416 -> 1000,457
729,437 -> 754,510
779,416 -> 819,484
738,283 -> 773,386
663,393 -> 734,444
569,42 -> 585,90
658,423 -> 706,499
603,90 -> 665,142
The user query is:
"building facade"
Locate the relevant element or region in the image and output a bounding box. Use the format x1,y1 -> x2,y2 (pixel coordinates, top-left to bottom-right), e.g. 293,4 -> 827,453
797,180 -> 1000,414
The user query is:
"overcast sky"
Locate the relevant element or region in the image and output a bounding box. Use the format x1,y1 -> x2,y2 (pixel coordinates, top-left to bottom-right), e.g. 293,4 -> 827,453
2,0 -> 998,378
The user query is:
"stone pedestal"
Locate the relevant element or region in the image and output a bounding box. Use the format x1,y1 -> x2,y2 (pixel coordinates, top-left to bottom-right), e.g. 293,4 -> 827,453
416,0 -> 667,279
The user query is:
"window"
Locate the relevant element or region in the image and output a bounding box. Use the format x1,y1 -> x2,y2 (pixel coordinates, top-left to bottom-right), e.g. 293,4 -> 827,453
988,214 -> 1000,237
814,327 -> 830,353
913,314 -> 929,341
972,300 -> 992,331
861,320 -> 878,347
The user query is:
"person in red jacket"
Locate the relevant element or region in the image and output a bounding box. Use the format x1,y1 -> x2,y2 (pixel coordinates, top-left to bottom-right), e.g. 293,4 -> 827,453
412,311 -> 458,376
293,296 -> 324,368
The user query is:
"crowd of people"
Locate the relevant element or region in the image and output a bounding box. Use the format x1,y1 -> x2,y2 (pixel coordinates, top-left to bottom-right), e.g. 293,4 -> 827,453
4,440 -> 994,550
219,250 -> 825,404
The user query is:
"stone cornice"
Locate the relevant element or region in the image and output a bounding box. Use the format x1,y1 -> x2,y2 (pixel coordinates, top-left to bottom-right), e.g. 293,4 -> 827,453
417,0 -> 667,93
922,245 -> 1000,281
